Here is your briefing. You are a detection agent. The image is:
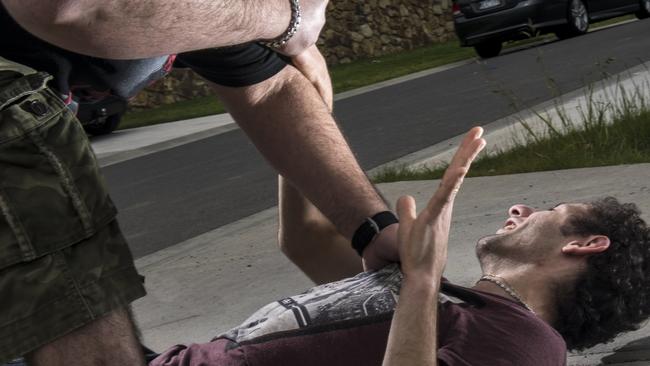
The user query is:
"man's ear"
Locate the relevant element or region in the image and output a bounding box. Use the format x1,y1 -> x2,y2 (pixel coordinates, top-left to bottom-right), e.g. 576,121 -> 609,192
562,235 -> 610,256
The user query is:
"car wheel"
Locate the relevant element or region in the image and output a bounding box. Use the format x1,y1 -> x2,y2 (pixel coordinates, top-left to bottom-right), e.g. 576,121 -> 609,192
84,113 -> 122,136
474,41 -> 502,59
555,0 -> 589,39
636,0 -> 650,19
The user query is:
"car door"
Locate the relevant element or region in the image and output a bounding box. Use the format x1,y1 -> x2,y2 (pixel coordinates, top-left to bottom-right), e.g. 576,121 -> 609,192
586,0 -> 609,14
455,0 -> 521,18
587,0 -> 633,14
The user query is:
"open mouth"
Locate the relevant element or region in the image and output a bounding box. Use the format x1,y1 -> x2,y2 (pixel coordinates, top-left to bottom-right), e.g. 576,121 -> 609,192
497,219 -> 518,234
503,219 -> 517,231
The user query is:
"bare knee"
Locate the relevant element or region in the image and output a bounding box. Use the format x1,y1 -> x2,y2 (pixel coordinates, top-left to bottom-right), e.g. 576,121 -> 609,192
26,307 -> 145,366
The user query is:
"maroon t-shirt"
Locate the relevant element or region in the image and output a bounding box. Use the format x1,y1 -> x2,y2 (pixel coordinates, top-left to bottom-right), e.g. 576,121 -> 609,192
150,265 -> 566,366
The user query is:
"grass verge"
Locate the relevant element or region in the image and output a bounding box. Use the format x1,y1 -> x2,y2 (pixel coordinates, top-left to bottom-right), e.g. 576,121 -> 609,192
372,81 -> 650,183
119,96 -> 226,130
328,41 -> 474,93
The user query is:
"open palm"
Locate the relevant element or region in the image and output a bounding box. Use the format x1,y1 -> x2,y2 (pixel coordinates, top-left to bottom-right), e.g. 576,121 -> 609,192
397,127 -> 486,282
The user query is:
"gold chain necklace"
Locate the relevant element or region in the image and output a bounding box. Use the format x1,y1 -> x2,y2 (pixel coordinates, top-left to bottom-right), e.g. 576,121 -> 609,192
477,274 -> 536,315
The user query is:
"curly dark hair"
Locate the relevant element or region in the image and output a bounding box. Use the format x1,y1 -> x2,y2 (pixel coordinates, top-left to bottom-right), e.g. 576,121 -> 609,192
554,197 -> 650,351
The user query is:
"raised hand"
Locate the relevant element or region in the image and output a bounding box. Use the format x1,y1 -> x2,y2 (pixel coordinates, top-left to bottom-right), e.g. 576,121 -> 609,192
382,127 -> 486,366
397,127 -> 486,282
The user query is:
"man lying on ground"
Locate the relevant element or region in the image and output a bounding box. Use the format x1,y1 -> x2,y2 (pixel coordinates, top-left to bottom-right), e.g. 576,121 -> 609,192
6,128 -> 649,365
134,128 -> 650,365
278,132 -> 650,366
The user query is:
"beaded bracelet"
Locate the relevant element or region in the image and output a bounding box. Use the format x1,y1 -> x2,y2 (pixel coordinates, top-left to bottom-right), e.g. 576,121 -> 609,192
264,0 -> 301,49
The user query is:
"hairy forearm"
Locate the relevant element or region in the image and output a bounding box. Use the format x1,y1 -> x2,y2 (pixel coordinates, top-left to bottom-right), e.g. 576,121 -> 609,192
214,65 -> 387,239
383,278 -> 440,366
2,0 -> 290,58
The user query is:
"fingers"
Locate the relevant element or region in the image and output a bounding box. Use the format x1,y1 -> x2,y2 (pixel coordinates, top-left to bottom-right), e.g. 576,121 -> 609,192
449,127 -> 485,171
425,127 -> 486,216
397,196 -> 416,227
425,166 -> 468,216
396,195 -> 417,245
291,46 -> 333,112
443,127 -> 485,185
398,127 -> 486,225
317,75 -> 334,112
470,138 -> 487,164
311,46 -> 334,112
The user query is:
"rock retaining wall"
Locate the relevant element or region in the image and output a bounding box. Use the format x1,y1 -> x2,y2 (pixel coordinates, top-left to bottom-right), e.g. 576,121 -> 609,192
318,0 -> 455,65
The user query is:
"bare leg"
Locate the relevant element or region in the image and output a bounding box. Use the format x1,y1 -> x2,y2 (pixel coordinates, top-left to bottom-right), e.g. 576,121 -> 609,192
26,307 -> 145,366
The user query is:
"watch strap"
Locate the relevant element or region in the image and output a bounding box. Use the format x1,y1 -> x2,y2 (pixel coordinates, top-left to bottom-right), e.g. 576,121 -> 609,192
351,211 -> 398,257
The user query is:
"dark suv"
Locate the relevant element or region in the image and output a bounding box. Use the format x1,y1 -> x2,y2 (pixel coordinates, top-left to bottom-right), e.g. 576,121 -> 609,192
452,0 -> 650,58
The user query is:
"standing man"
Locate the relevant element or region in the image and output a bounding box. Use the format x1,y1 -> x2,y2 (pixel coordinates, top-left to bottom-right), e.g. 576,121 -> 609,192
0,1 -> 399,365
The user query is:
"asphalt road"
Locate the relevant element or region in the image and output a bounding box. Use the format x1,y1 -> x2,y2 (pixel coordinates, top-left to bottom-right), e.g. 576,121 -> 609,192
104,20 -> 650,258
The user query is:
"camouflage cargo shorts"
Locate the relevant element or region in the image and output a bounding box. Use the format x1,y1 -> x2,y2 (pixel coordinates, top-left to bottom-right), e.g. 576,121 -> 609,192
0,57 -> 146,362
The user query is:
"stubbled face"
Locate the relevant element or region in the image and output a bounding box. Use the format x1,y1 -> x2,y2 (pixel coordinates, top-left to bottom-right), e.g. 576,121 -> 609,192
477,202 -> 588,268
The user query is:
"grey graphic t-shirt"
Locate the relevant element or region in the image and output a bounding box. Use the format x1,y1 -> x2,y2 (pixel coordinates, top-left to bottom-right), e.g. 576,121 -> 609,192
222,264 -> 404,343
151,265 -> 567,366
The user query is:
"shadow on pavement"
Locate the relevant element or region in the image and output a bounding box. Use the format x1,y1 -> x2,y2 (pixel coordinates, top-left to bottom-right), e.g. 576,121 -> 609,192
602,335 -> 650,364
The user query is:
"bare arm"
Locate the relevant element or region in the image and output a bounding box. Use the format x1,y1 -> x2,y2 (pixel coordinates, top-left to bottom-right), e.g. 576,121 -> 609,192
213,65 -> 387,240
1,0 -> 326,58
383,278 -> 440,366
275,46 -> 362,283
383,128 -> 485,366
278,176 -> 362,284
270,46 -> 400,275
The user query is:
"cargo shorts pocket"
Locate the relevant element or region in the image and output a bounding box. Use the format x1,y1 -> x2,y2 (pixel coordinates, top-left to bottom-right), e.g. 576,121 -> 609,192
0,71 -> 117,270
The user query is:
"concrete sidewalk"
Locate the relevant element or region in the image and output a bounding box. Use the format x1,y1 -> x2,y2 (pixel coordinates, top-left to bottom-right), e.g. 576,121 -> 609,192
132,163 -> 650,365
